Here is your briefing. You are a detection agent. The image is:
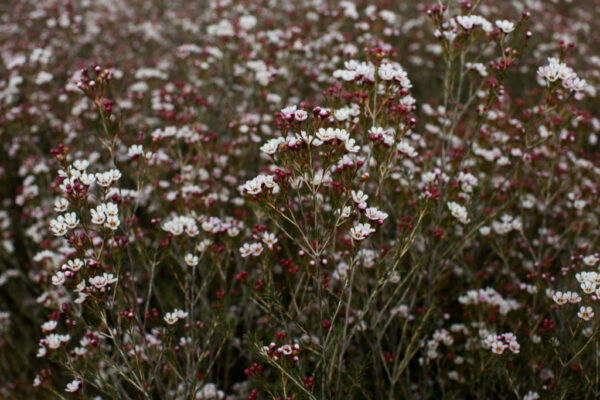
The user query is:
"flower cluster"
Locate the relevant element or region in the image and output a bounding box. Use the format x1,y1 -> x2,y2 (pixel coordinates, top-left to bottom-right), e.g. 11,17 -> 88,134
537,57 -> 588,93
483,332 -> 521,355
164,309 -> 188,325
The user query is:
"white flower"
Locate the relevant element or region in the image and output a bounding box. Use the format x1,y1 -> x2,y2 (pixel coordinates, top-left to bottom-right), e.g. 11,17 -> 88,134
466,62 -> 488,77
197,239 -> 212,252
295,109 -> 308,121
495,20 -> 515,33
378,64 -> 396,81
552,291 -> 567,305
164,309 -> 188,325
227,227 -> 240,237
36,346 -> 47,358
456,15 -> 492,32
523,391 -> 540,400
65,258 -> 84,272
72,160 -> 89,171
41,320 -> 57,332
457,15 -> 475,30
365,207 -> 388,222
578,306 -> 594,321
581,281 -> 596,294
35,71 -> 53,85
491,340 -> 505,354
44,333 -> 70,349
103,202 -> 119,217
79,173 -> 95,186
49,218 -> 68,236
105,216 -> 120,230
260,138 -> 284,155
397,141 -> 418,158
250,243 -> 263,256
110,169 -> 122,181
447,202 -> 470,224
91,206 -> 106,225
574,199 -> 586,210
351,190 -> 368,204
65,379 -> 82,393
566,291 -> 582,304
335,129 -> 350,142
262,232 -> 278,248
89,273 -> 117,291
54,198 -> 69,212
583,254 -> 599,266
340,206 -> 352,219
334,107 -> 351,121
52,272 -> 65,286
508,340 -> 520,354
185,253 -> 199,267
280,105 -> 297,119
95,171 -> 113,187
240,242 -> 263,257
344,138 -> 360,153
316,127 -> 337,142
240,174 -> 280,196
391,305 -> 409,317
239,15 -> 257,30
350,223 -> 376,241
239,243 -> 253,257
62,212 -> 79,229
128,144 -> 144,158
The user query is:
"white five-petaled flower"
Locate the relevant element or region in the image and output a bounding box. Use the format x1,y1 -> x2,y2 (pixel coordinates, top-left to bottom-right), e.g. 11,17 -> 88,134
52,272 -> 65,286
185,253 -> 199,267
164,309 -> 188,325
397,141 -> 418,158
508,340 -> 520,354
62,212 -> 79,229
447,202 -> 470,224
72,160 -> 89,171
79,173 -> 95,186
262,232 -> 278,249
88,273 -> 118,291
260,138 -> 284,155
350,223 -> 376,241
344,138 -> 360,153
491,341 -> 505,354
91,206 -> 106,225
295,109 -> 308,121
95,171 -> 113,187
552,291 -> 567,305
351,190 -> 368,204
49,218 -> 68,236
583,254 -> 599,266
340,206 -> 352,219
578,306 -> 594,321
64,258 -> 84,272
495,20 -> 515,33
365,207 -> 388,222
54,198 -> 69,212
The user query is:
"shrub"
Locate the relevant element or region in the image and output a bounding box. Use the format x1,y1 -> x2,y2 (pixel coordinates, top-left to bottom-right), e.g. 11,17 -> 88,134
0,0 -> 599,399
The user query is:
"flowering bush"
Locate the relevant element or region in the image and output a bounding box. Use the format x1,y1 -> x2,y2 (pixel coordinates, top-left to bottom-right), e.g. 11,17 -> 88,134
1,0 -> 600,399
